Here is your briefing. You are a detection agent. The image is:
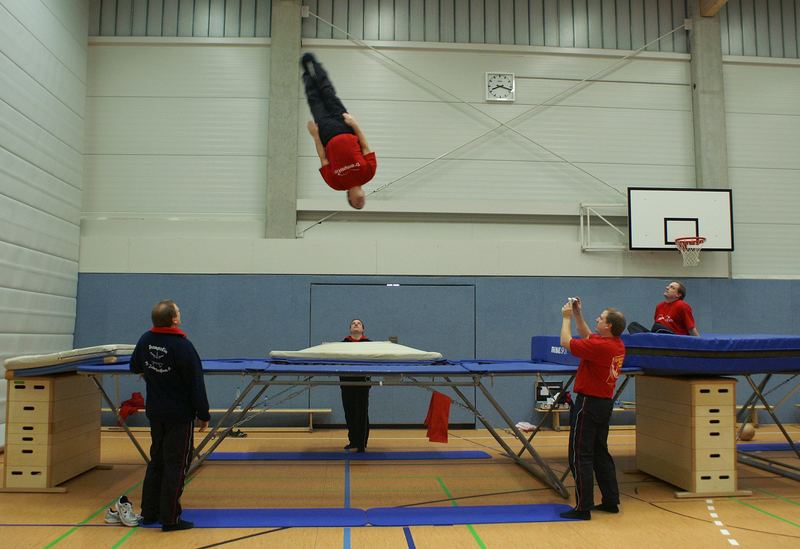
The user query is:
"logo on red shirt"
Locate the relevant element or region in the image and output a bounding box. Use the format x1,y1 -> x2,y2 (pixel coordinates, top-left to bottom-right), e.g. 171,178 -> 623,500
607,355 -> 624,382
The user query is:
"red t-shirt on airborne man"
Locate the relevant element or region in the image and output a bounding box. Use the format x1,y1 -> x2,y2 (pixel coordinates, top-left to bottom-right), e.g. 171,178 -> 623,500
320,134 -> 377,191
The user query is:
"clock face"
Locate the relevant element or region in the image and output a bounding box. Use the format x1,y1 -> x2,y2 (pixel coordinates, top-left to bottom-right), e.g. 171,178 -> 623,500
486,72 -> 515,101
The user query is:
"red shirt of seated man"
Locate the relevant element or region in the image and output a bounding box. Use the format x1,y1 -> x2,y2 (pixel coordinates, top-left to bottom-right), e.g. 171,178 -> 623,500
653,281 -> 699,336
320,134 -> 377,191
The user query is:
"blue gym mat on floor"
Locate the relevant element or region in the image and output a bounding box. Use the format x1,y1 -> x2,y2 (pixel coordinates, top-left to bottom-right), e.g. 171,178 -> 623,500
139,508 -> 368,528
367,504 -> 576,526
138,504 -> 575,528
206,450 -> 491,461
737,442 -> 799,452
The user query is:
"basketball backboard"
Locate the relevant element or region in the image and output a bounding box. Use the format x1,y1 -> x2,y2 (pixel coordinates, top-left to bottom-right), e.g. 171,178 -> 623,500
628,187 -> 734,251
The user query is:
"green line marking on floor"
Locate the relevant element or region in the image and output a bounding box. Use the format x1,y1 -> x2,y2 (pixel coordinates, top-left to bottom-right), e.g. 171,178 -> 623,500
733,497 -> 800,528
436,477 -> 487,549
110,526 -> 138,548
757,489 -> 800,507
43,480 -> 143,548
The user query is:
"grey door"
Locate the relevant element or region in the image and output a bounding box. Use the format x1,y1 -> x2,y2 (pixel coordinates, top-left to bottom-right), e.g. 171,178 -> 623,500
309,283 -> 476,425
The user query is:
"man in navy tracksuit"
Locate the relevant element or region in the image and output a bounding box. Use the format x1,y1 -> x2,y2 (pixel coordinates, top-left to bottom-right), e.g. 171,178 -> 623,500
130,299 -> 210,531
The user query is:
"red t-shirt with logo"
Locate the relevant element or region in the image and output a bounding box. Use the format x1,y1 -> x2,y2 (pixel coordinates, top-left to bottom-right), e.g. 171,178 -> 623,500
654,299 -> 695,335
569,334 -> 625,399
320,134 -> 377,190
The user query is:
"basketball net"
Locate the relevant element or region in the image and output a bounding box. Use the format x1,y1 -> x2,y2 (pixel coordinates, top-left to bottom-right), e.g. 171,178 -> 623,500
675,237 -> 706,267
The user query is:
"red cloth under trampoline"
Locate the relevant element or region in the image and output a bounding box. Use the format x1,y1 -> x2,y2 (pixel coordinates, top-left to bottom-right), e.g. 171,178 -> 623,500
118,391 -> 145,422
425,391 -> 452,443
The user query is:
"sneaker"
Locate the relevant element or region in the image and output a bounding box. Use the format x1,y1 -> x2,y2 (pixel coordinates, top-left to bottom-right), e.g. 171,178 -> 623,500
104,508 -> 121,524
162,519 -> 194,532
115,495 -> 141,527
301,52 -> 317,78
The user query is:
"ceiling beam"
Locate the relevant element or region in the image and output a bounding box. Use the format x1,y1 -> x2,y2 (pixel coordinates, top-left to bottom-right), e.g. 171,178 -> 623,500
700,0 -> 728,17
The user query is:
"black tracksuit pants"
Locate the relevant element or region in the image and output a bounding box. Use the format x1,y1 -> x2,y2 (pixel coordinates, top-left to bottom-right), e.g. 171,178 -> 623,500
302,54 -> 354,147
141,418 -> 195,525
340,376 -> 370,450
567,392 -> 620,511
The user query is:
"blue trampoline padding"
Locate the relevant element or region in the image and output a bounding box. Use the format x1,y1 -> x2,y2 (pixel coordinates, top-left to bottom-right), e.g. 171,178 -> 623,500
139,508 -> 368,528
367,504 -> 575,526
77,358 -> 271,375
531,336 -> 581,366
738,442 -> 799,452
461,360 -> 577,374
207,450 -> 491,461
528,336 -> 641,374
621,333 -> 800,375
12,356 -> 131,377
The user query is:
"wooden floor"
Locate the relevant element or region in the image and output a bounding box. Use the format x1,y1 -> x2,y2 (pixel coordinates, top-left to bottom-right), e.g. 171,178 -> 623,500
1,425 -> 798,549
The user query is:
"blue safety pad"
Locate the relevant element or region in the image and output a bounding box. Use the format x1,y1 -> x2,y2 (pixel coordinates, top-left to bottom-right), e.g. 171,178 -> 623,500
13,356 -> 131,377
207,451 -> 491,461
529,336 -> 641,373
367,504 -> 575,526
531,336 -> 581,366
77,358 -> 270,375
139,508 -> 368,528
738,442 -> 799,452
622,333 -> 800,375
461,360 -> 577,374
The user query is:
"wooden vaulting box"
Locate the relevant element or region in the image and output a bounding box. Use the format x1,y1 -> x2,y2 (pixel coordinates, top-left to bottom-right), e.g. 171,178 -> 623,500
636,375 -> 737,495
4,375 -> 101,490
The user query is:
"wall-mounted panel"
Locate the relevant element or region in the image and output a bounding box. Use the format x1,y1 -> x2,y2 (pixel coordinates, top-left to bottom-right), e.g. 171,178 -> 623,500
89,0 -> 800,59
720,0 -> 800,58
90,0 -> 694,52
0,1 -> 87,424
90,0 -> 272,37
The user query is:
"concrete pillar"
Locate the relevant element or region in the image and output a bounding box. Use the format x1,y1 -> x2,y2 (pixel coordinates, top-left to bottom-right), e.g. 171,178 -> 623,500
687,1 -> 729,189
265,0 -> 302,238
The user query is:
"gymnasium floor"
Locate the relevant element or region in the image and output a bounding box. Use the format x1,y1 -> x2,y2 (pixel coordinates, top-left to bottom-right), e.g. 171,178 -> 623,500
1,425 -> 798,549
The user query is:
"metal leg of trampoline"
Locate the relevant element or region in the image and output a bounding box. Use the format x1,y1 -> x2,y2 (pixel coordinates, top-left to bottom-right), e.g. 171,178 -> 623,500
743,374 -> 800,460
736,374 -> 770,426
472,380 -> 569,498
192,376 -> 262,460
90,374 -> 150,464
737,452 -> 800,481
189,376 -> 276,475
428,378 -> 567,497
516,374 -> 576,458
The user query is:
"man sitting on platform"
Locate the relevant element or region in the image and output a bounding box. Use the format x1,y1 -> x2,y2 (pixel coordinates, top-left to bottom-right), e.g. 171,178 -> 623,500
628,281 -> 699,336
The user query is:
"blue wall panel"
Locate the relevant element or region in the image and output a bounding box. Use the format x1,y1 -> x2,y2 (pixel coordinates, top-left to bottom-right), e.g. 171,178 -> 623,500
76,274 -> 800,427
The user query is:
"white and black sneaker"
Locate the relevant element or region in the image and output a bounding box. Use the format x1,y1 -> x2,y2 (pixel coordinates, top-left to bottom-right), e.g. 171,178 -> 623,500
114,495 -> 141,527
104,508 -> 122,524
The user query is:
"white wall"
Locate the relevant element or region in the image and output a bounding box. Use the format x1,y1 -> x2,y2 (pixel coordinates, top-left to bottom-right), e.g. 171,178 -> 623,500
82,38 -> 733,277
0,0 -> 89,434
725,56 -> 800,278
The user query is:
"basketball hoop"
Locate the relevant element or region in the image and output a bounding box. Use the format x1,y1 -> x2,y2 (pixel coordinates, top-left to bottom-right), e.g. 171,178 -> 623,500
675,236 -> 706,267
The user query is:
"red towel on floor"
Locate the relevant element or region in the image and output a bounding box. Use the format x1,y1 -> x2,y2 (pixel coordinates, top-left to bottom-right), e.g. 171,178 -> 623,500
424,391 -> 452,443
118,392 -> 145,423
